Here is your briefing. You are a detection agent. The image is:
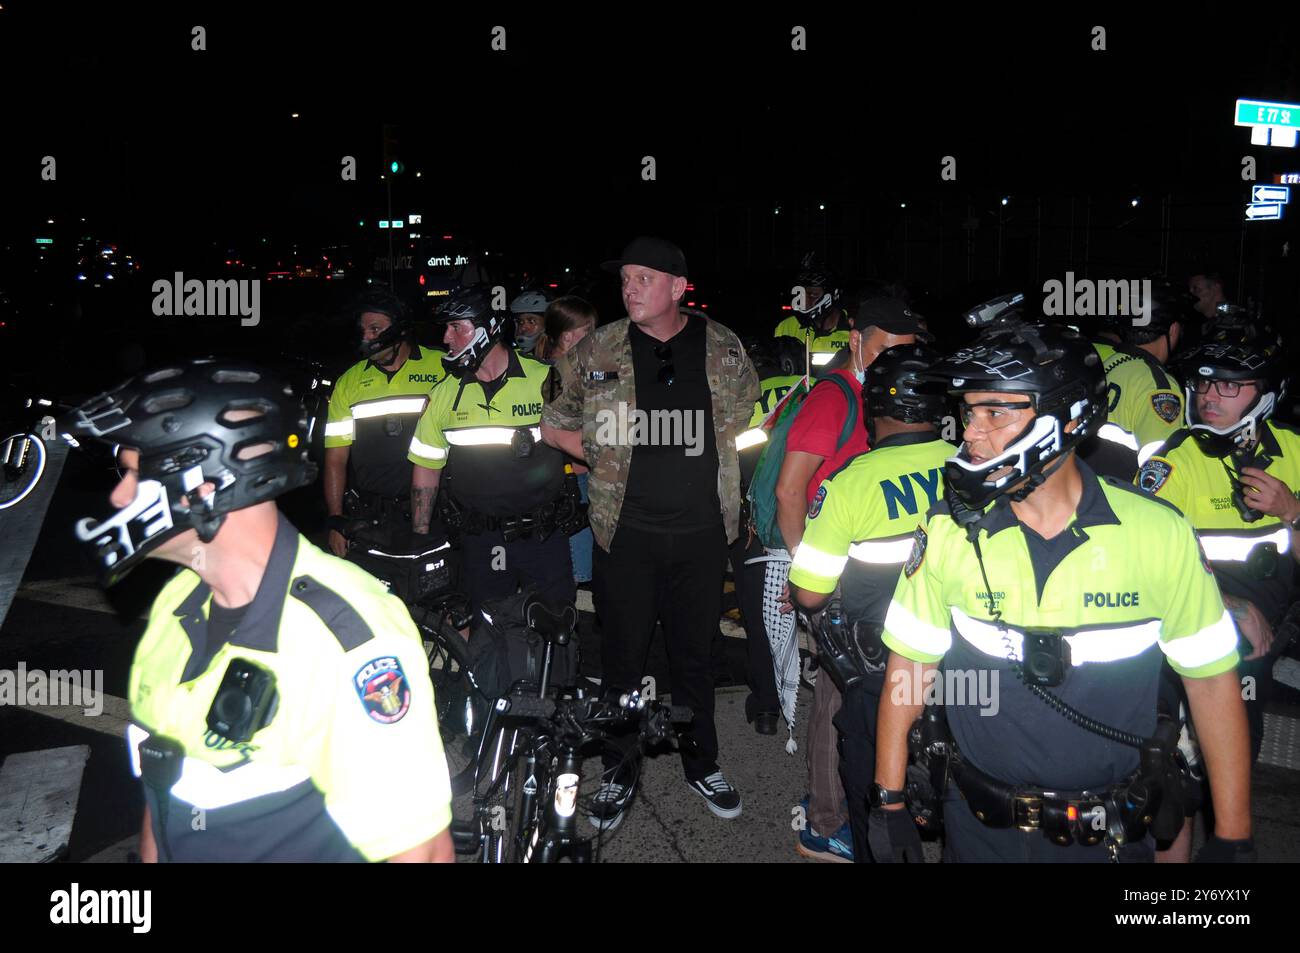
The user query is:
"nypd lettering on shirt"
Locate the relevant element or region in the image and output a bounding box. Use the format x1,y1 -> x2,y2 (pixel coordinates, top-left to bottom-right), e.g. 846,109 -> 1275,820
354,656 -> 411,724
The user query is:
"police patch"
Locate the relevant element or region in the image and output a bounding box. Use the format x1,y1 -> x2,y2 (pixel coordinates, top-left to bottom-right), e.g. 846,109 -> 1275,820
1137,459 -> 1172,495
354,656 -> 411,725
808,485 -> 827,519
903,526 -> 928,578
1151,391 -> 1181,424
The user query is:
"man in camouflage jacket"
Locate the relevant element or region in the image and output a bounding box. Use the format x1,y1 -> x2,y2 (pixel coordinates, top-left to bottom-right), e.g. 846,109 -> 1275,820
540,237 -> 759,823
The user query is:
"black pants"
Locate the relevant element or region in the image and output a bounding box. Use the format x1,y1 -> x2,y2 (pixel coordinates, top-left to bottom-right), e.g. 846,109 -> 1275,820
730,533 -> 780,719
834,677 -> 883,862
594,523 -> 728,782
460,527 -> 575,616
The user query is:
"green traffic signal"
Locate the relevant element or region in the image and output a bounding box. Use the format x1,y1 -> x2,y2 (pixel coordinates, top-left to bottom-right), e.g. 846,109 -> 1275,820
389,159 -> 404,174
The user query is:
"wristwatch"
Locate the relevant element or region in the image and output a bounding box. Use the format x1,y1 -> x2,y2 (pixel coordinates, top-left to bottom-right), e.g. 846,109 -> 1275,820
869,782 -> 907,809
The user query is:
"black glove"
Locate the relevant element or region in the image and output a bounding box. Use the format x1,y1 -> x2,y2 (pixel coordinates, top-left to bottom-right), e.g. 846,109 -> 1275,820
867,807 -> 924,863
1195,836 -> 1257,863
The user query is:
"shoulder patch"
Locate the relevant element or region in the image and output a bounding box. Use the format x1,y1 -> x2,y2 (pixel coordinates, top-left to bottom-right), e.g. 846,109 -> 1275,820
354,656 -> 411,724
808,485 -> 828,520
903,526 -> 928,578
1151,391 -> 1181,424
1137,458 -> 1173,495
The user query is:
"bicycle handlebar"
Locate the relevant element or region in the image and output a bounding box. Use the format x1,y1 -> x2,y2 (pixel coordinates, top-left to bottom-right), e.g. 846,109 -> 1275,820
497,689 -> 692,744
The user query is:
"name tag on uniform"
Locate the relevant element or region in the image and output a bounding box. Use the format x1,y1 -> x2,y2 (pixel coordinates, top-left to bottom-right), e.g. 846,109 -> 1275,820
588,371 -> 619,382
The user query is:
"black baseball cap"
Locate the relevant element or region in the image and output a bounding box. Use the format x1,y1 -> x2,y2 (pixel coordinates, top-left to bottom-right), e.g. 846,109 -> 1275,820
854,295 -> 928,336
602,237 -> 688,278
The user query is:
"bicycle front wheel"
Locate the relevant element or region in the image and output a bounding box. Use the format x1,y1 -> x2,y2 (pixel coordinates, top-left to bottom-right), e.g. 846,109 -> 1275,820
418,614 -> 481,797
0,433 -> 47,511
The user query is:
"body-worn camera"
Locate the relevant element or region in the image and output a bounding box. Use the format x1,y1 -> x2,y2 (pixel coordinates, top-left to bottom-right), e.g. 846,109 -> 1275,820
1019,628 -> 1071,688
206,659 -> 278,742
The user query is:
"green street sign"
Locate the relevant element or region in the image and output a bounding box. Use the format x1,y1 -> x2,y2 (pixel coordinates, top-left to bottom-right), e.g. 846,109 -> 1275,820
1235,99 -> 1300,129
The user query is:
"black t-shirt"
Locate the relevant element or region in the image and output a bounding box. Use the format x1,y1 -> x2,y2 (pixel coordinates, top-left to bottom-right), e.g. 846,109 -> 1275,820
619,316 -> 720,533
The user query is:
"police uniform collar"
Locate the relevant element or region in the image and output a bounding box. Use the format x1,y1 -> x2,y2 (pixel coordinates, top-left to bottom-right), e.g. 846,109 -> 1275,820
872,430 -> 941,450
977,458 -> 1119,538
173,512 -> 301,661
1259,421 -> 1283,458
504,347 -> 527,379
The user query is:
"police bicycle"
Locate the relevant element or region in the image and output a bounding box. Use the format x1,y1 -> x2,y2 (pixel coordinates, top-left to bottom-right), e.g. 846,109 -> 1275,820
450,595 -> 693,862
1,387 -> 73,511
336,518 -> 485,797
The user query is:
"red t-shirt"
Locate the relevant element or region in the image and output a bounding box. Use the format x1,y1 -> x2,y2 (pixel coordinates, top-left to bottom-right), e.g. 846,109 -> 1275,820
785,368 -> 871,504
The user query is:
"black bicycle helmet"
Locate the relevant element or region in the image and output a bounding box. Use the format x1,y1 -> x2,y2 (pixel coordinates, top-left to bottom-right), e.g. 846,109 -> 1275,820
1175,337 -> 1287,458
926,314 -> 1107,510
433,284 -> 508,375
59,359 -> 317,584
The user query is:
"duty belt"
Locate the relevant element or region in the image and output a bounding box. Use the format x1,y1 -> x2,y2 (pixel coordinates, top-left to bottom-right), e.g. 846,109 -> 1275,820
922,705 -> 1164,855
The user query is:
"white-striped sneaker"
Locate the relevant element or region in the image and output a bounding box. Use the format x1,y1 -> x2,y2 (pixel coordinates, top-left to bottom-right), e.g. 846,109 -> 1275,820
687,772 -> 743,819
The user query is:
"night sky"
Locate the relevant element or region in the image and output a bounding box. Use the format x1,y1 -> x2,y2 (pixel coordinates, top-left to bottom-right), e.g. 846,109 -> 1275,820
2,4 -> 1298,374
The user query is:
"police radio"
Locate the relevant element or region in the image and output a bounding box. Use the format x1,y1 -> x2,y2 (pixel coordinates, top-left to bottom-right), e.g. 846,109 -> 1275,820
206,658 -> 278,743
1226,448 -> 1273,525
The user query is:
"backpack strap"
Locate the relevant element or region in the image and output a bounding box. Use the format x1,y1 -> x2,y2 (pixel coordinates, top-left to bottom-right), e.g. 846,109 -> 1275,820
817,374 -> 861,452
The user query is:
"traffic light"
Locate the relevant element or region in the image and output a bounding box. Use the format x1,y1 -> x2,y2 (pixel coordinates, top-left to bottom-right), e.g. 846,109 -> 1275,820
389,159 -> 405,175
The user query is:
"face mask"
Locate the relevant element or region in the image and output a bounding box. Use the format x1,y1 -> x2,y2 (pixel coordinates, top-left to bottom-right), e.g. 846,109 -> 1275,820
516,331 -> 540,352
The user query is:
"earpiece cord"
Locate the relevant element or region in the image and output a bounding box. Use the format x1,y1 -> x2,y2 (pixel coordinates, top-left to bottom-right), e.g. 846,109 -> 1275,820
967,533 -> 1146,750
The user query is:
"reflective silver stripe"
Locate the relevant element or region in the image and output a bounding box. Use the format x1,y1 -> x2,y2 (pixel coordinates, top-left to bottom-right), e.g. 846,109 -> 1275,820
408,436 -> 448,460
127,723 -> 311,810
1137,440 -> 1164,466
883,601 -> 952,657
351,396 -> 429,419
1161,610 -> 1239,670
791,542 -> 848,579
324,419 -> 354,438
1200,527 -> 1291,562
736,428 -> 767,451
811,352 -> 835,366
951,608 -> 1161,664
848,538 -> 914,565
1096,423 -> 1139,452
443,426 -> 542,447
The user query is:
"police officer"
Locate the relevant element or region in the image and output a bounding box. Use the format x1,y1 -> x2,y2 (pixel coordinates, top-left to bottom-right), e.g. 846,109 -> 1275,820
1082,279 -> 1191,479
323,287 -> 446,557
1138,334 -> 1300,765
869,316 -> 1254,863
510,288 -> 552,357
410,285 -> 576,612
788,343 -> 956,861
773,252 -> 852,374
61,359 -> 454,862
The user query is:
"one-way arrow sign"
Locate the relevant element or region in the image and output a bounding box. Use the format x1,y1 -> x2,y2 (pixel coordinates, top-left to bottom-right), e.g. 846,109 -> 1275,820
1246,203 -> 1284,221
1252,185 -> 1291,203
